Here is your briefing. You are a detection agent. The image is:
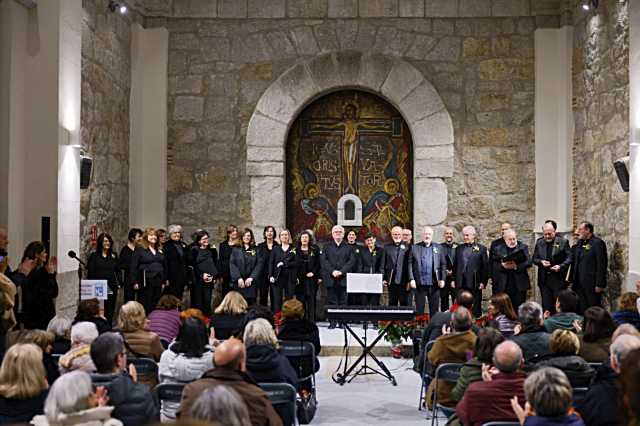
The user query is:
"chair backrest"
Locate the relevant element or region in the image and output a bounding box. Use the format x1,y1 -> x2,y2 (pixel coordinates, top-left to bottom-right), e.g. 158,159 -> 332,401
154,383 -> 185,403
129,357 -> 159,376
278,340 -> 315,379
482,422 -> 521,426
588,362 -> 602,370
259,382 -> 297,426
51,353 -> 62,365
422,340 -> 438,376
434,362 -> 463,383
572,387 -> 589,404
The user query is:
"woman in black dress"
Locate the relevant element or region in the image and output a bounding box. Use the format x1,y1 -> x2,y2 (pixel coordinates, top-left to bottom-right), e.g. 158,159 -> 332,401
359,233 -> 386,306
256,226 -> 278,307
268,229 -> 297,313
118,228 -> 142,303
130,227 -> 167,315
191,230 -> 219,316
230,228 -> 262,306
295,231 -> 320,322
164,224 -> 189,300
86,233 -> 119,324
346,229 -> 363,305
217,224 -> 239,300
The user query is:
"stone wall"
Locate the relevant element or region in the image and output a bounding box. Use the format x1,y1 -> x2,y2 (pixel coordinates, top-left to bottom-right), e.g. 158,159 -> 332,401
149,13 -> 550,245
572,0 -> 629,307
80,0 -> 138,255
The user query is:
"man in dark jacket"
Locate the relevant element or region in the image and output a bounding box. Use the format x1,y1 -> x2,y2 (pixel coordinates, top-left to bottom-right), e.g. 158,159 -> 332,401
576,334 -> 640,426
320,225 -> 356,310
439,227 -> 458,311
533,221 -> 573,314
383,226 -> 411,307
570,222 -> 608,312
491,229 -> 532,310
488,222 -> 511,290
408,226 -> 447,316
452,225 -> 489,317
178,338 -> 282,426
510,301 -> 551,365
89,332 -> 159,426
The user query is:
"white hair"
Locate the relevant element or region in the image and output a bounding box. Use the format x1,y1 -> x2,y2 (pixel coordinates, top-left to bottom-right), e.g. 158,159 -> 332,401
462,225 -> 476,235
423,226 -> 434,234
503,229 -> 517,238
70,321 -> 98,345
243,318 -> 278,348
44,371 -> 93,421
46,316 -> 72,338
167,224 -> 183,235
332,225 -> 344,233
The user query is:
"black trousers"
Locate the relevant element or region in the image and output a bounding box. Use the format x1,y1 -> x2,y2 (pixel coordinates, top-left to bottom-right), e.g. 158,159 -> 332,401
388,285 -> 409,307
574,285 -> 602,314
271,285 -> 284,313
414,286 -> 440,316
361,293 -> 380,306
506,287 -> 527,312
258,278 -> 270,307
327,285 -> 347,306
295,279 -> 318,322
191,282 -> 213,316
440,280 -> 455,311
105,289 -> 118,326
540,283 -> 563,314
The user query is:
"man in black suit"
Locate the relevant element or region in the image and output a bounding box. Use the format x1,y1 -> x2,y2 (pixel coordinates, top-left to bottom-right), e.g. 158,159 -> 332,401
570,222 -> 608,311
320,225 -> 355,328
533,221 -> 572,314
408,226 -> 447,316
440,227 -> 458,311
489,223 -> 511,293
452,225 -> 489,317
383,226 -> 410,306
491,228 -> 532,310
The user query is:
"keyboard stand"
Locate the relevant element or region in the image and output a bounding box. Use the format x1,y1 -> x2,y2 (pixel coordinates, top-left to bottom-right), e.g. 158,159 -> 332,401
335,321 -> 398,386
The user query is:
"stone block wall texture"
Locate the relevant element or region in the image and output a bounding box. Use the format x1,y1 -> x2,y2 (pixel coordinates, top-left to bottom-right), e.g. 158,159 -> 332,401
80,0 -> 137,256
146,14 -> 546,244
572,0 -> 629,306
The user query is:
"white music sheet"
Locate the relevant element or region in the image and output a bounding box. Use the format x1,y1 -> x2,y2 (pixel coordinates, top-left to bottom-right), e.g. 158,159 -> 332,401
347,273 -> 383,294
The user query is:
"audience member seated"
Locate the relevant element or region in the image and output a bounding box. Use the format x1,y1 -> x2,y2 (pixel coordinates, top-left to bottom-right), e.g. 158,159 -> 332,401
455,341 -> 526,426
510,301 -> 552,365
31,370 -> 123,426
17,329 -> 59,386
612,292 -> 640,329
180,308 -> 209,325
544,290 -> 582,333
74,298 -> 111,335
612,323 -> 640,341
0,343 -> 49,424
620,346 -> 640,425
578,306 -> 615,363
511,367 -> 585,426
177,338 -> 282,426
117,301 -> 163,361
576,334 -> 640,426
489,293 -> 520,337
187,385 -> 251,426
240,305 -> 275,335
46,316 -> 72,354
277,298 -> 321,378
89,332 -> 159,426
210,291 -> 248,340
148,295 -> 182,346
426,307 -> 477,409
243,319 -> 297,389
158,317 -> 215,421
451,327 -> 504,403
535,330 -> 594,388
59,321 -> 99,374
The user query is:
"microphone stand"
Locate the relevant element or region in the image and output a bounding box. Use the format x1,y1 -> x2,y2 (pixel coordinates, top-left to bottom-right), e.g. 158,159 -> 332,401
68,251 -> 86,305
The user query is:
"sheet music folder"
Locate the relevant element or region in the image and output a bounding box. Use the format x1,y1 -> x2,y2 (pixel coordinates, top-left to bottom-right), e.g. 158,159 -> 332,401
347,273 -> 383,294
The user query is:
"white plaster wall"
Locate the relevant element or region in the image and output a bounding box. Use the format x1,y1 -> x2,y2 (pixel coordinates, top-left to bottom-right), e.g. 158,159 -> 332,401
629,0 -> 640,288
130,24 -> 168,229
534,27 -> 574,233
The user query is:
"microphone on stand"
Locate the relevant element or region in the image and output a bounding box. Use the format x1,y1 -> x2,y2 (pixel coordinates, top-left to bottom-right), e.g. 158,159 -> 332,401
68,250 -> 86,267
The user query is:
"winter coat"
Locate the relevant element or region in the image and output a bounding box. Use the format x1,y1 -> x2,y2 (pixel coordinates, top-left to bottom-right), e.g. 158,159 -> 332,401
59,344 -> 96,374
148,309 -> 181,343
120,328 -> 163,361
210,313 -> 245,340
578,336 -> 610,363
510,326 -> 552,364
450,358 -> 483,403
158,344 -> 214,421
245,344 -> 298,389
535,354 -> 595,387
277,318 -> 321,357
90,373 -> 158,426
544,312 -> 583,333
612,310 -> 640,329
575,363 -> 622,426
0,391 -> 48,425
31,406 -> 123,426
523,413 -> 585,426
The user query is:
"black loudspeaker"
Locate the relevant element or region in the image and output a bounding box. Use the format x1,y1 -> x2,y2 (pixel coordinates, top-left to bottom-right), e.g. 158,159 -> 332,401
41,217 -> 50,255
613,156 -> 629,193
80,155 -> 93,189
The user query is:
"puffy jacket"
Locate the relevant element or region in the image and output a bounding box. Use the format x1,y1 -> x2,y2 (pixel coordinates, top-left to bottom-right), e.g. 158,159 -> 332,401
31,406 -> 123,426
575,363 -> 622,426
120,329 -> 163,361
450,358 -> 483,403
524,413 -> 585,426
245,344 -> 298,389
158,345 -> 214,421
90,373 -> 158,426
510,326 -> 552,364
612,310 -> 640,329
544,312 -> 582,333
59,344 -> 96,374
535,355 -> 595,387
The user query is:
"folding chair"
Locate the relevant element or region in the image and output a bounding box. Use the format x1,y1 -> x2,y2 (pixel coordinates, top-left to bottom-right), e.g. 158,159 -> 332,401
482,422 -> 520,426
153,383 -> 185,409
430,363 -> 463,426
259,382 -> 298,426
128,357 -> 159,389
278,340 -> 317,401
418,340 -> 436,411
587,362 -> 602,370
572,387 -> 589,406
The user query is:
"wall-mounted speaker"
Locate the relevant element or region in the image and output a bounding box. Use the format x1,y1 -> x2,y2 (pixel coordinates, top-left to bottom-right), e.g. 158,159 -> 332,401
80,155 -> 93,189
613,156 -> 629,193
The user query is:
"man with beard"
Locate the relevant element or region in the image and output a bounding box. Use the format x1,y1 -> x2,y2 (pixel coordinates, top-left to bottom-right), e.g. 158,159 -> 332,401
439,227 -> 458,311
320,225 -> 355,328
383,226 -> 410,306
570,222 -> 608,311
489,223 -> 511,293
491,229 -> 532,310
408,226 -> 447,316
452,226 -> 489,317
533,221 -> 572,314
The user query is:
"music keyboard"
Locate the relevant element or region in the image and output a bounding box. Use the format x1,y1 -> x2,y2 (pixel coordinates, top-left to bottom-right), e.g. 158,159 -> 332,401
325,306 -> 415,322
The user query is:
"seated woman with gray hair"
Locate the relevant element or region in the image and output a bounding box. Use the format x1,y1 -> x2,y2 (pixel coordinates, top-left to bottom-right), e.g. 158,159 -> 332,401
47,316 -> 72,355
187,385 -> 251,426
31,370 -> 122,426
58,322 -> 99,374
511,367 -> 585,425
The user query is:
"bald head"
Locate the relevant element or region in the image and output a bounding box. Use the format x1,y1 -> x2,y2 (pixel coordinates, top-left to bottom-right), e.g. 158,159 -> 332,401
213,338 -> 246,372
493,341 -> 523,373
542,222 -> 556,242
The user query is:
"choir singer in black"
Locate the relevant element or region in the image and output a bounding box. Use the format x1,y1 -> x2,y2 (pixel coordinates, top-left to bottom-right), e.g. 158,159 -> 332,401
320,225 -> 355,328
359,233 -> 385,306
408,226 -> 447,316
570,221 -> 608,311
230,228 -> 262,306
451,225 -> 489,317
491,228 -> 532,310
440,227 -> 457,311
295,230 -> 321,321
268,229 -> 297,313
383,226 -> 410,306
532,221 -> 572,314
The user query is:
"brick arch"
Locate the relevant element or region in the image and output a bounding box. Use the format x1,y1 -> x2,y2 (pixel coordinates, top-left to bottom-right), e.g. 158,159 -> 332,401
246,51 -> 454,235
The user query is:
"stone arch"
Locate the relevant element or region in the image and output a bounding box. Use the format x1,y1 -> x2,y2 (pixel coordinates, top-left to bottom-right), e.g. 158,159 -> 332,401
246,51 -> 454,236
337,194 -> 363,227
